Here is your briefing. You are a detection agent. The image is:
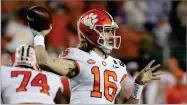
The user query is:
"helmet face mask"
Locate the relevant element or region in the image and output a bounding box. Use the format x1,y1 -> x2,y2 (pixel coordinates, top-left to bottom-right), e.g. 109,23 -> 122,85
94,24 -> 121,49
77,9 -> 121,53
13,45 -> 37,70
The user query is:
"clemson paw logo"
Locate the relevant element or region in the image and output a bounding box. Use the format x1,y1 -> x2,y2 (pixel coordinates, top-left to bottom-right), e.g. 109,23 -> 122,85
83,13 -> 98,29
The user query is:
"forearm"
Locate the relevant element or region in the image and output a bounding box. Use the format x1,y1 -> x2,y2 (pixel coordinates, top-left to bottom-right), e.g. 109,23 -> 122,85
124,83 -> 144,104
120,60 -> 161,104
33,35 -> 77,76
35,45 -> 49,65
34,45 -> 57,73
33,35 -> 59,73
34,35 -> 50,66
126,83 -> 143,104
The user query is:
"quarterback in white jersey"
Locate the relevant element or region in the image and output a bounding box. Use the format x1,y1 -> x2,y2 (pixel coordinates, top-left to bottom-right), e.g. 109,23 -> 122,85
1,45 -> 63,104
59,48 -> 127,104
31,7 -> 162,104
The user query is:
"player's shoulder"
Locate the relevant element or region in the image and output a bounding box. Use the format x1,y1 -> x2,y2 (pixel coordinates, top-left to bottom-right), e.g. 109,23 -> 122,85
109,56 -> 122,62
1,66 -> 14,72
59,47 -> 90,62
1,65 -> 12,69
59,47 -> 88,56
108,56 -> 127,76
109,56 -> 126,68
59,47 -> 76,58
108,56 -> 128,82
1,66 -> 14,77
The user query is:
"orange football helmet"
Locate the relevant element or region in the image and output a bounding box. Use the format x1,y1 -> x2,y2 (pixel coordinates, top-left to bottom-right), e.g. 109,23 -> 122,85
77,9 -> 121,53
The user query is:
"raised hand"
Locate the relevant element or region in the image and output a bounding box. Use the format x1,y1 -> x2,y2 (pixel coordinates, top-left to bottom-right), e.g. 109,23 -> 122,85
31,24 -> 52,37
135,60 -> 162,85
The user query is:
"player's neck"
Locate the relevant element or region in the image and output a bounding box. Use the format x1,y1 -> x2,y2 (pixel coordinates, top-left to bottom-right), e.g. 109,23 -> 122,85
92,47 -> 107,60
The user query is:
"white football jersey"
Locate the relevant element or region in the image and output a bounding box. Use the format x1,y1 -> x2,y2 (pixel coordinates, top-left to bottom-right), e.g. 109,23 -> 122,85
1,66 -> 63,104
59,48 -> 127,104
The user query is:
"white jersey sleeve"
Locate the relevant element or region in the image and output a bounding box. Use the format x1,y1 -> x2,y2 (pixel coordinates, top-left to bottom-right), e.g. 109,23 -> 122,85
1,66 -> 62,104
59,48 -> 91,63
59,48 -> 77,60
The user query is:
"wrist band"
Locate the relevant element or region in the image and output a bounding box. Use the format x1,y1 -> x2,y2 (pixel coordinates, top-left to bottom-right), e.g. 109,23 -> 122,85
131,83 -> 144,99
34,35 -> 45,47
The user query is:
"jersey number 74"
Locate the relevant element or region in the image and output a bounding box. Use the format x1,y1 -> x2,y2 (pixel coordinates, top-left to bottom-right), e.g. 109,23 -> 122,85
11,71 -> 50,95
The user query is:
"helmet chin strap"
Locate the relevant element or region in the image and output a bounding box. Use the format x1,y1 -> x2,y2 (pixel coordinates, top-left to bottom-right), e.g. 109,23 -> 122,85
99,45 -> 113,54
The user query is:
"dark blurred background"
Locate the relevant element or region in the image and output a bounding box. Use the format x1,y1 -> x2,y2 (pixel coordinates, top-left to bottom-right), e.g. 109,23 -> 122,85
1,0 -> 186,104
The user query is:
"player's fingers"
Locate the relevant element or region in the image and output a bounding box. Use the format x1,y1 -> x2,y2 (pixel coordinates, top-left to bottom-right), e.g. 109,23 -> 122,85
152,72 -> 163,76
145,60 -> 155,69
151,76 -> 161,80
151,64 -> 161,71
142,68 -> 150,73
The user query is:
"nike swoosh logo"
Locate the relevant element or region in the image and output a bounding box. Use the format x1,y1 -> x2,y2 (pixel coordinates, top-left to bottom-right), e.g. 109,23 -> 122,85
27,16 -> 34,22
113,65 -> 119,68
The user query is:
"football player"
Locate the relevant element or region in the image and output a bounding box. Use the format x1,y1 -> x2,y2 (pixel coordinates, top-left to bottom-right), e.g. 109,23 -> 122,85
1,45 -> 65,104
32,9 -> 162,104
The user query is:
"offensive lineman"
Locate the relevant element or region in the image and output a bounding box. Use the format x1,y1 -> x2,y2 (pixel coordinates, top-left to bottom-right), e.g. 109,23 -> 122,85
1,45 -> 65,104
31,9 -> 162,104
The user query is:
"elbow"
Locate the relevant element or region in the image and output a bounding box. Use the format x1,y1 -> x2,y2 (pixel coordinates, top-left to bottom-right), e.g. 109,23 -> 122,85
37,60 -> 51,71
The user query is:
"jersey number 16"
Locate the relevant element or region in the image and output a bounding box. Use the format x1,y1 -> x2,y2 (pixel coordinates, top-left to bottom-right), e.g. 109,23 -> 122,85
91,66 -> 118,102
